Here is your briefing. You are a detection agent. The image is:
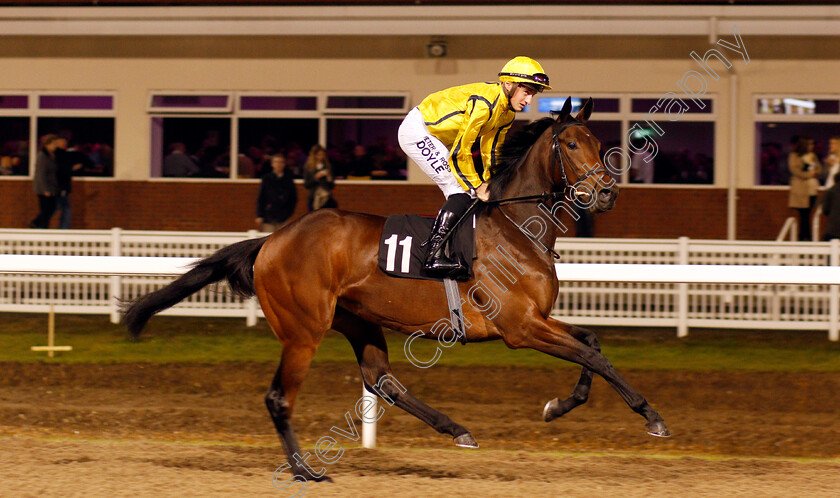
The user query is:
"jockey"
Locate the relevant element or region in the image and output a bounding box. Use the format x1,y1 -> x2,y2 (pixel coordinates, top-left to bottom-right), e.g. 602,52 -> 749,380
398,56 -> 551,274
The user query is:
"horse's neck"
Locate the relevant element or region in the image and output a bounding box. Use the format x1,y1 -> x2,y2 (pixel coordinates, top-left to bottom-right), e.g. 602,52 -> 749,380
486,146 -> 561,260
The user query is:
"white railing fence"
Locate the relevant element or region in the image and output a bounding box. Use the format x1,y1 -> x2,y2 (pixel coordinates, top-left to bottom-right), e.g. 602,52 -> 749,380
0,228 -> 264,325
553,237 -> 840,340
776,216 -> 798,242
1,229 -> 839,340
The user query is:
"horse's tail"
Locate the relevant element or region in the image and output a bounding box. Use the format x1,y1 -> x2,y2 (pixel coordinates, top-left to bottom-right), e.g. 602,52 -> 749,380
122,236 -> 268,339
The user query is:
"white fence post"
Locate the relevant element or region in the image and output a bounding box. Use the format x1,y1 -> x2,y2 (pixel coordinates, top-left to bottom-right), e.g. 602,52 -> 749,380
830,238 -> 839,342
677,236 -> 689,338
361,384 -> 377,448
109,227 -> 122,324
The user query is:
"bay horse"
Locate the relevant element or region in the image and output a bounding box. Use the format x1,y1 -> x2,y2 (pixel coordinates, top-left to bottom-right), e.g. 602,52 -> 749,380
124,97 -> 669,482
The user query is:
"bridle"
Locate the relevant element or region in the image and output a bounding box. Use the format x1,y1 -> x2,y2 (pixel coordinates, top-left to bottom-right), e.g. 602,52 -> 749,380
485,117 -> 609,206
550,119 -> 607,199
483,117 -> 611,260
436,116 -> 614,261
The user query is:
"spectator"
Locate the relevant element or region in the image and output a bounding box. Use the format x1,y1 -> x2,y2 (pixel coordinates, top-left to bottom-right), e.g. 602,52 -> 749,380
163,142 -> 199,177
256,154 -> 298,232
630,148 -> 655,183
303,144 -> 337,211
823,137 -> 840,189
346,144 -> 373,178
247,146 -> 269,177
822,172 -> 840,240
54,137 -> 92,229
788,136 -> 822,241
285,143 -> 305,178
0,143 -> 20,175
29,134 -> 60,229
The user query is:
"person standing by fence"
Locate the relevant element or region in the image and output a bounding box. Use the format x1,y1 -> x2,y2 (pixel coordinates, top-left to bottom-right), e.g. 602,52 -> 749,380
821,172 -> 840,241
256,154 -> 298,232
788,136 -> 822,241
823,137 -> 840,188
54,137 -> 92,229
29,134 -> 60,229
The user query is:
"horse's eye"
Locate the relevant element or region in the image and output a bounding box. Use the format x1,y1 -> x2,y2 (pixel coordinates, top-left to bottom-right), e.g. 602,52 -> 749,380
567,141 -> 578,150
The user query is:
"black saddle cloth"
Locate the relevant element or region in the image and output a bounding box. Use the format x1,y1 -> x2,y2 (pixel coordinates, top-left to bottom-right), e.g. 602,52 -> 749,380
378,214 -> 476,282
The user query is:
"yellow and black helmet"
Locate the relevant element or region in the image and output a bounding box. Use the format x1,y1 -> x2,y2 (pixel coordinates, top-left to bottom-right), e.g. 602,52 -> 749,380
498,56 -> 551,90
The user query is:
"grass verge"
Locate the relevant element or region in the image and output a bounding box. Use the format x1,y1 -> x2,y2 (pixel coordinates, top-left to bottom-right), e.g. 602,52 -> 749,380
2,313 -> 839,371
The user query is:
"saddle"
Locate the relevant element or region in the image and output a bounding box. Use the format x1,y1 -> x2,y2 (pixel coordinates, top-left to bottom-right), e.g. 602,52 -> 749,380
377,214 -> 476,282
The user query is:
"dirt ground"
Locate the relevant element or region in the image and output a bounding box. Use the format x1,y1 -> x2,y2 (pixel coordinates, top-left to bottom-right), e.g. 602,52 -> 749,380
1,361 -> 839,497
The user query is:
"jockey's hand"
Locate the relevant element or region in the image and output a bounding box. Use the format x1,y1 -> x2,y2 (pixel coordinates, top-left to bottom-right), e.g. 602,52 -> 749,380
475,182 -> 490,202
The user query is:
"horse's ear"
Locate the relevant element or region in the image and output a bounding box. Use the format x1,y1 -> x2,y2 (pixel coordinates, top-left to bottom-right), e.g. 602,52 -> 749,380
553,96 -> 573,122
574,97 -> 594,124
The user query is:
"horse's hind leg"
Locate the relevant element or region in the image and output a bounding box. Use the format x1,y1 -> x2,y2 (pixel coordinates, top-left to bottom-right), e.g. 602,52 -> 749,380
265,342 -> 333,482
543,324 -> 599,422
510,314 -> 670,437
333,308 -> 478,448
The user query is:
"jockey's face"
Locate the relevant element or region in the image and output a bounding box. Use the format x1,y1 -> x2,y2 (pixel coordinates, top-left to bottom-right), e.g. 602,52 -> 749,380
505,82 -> 539,112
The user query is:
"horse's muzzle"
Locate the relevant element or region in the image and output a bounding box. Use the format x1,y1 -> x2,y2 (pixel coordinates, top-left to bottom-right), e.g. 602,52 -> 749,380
591,186 -> 618,213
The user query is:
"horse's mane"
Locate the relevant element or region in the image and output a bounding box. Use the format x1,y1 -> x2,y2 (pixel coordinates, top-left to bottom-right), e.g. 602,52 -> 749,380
487,117 -> 555,202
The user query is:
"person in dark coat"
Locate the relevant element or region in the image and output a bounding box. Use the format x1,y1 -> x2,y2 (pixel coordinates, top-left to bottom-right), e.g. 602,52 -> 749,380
29,134 -> 60,229
256,154 -> 298,232
54,137 -> 94,229
822,172 -> 840,241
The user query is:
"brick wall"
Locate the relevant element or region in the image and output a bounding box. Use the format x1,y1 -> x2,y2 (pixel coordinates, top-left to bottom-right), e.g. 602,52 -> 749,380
736,189 -> 797,241
0,180 -> 806,240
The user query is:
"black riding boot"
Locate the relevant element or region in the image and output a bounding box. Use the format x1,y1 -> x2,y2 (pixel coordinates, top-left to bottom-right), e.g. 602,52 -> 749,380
424,193 -> 471,274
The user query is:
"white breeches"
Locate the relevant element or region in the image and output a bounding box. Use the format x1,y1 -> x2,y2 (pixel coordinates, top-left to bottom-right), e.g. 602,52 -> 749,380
398,107 -> 466,199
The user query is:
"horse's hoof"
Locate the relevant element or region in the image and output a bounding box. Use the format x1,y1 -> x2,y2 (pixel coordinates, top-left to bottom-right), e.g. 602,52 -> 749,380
543,399 -> 560,422
310,474 -> 333,483
454,433 -> 479,449
646,420 -> 671,438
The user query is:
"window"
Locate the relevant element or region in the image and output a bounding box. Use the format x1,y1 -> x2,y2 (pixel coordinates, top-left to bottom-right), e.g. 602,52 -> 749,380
0,92 -> 116,178
149,93 -> 232,113
0,116 -> 29,176
754,95 -> 840,186
149,92 -> 409,180
627,120 -> 714,184
327,117 -> 405,180
325,95 -> 407,112
151,117 -> 231,178
233,93 -> 320,180
37,117 -> 115,176
625,96 -> 715,185
513,95 -> 623,184
237,117 -> 318,179
521,94 -> 716,185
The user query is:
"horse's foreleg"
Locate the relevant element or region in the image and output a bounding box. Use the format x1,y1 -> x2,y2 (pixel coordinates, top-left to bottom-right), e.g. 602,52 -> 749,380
511,315 -> 670,437
265,343 -> 333,482
335,309 -> 478,448
543,324 -> 599,422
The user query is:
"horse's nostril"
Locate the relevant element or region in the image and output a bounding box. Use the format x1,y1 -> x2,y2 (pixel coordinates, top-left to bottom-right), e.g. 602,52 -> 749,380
599,188 -> 612,197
